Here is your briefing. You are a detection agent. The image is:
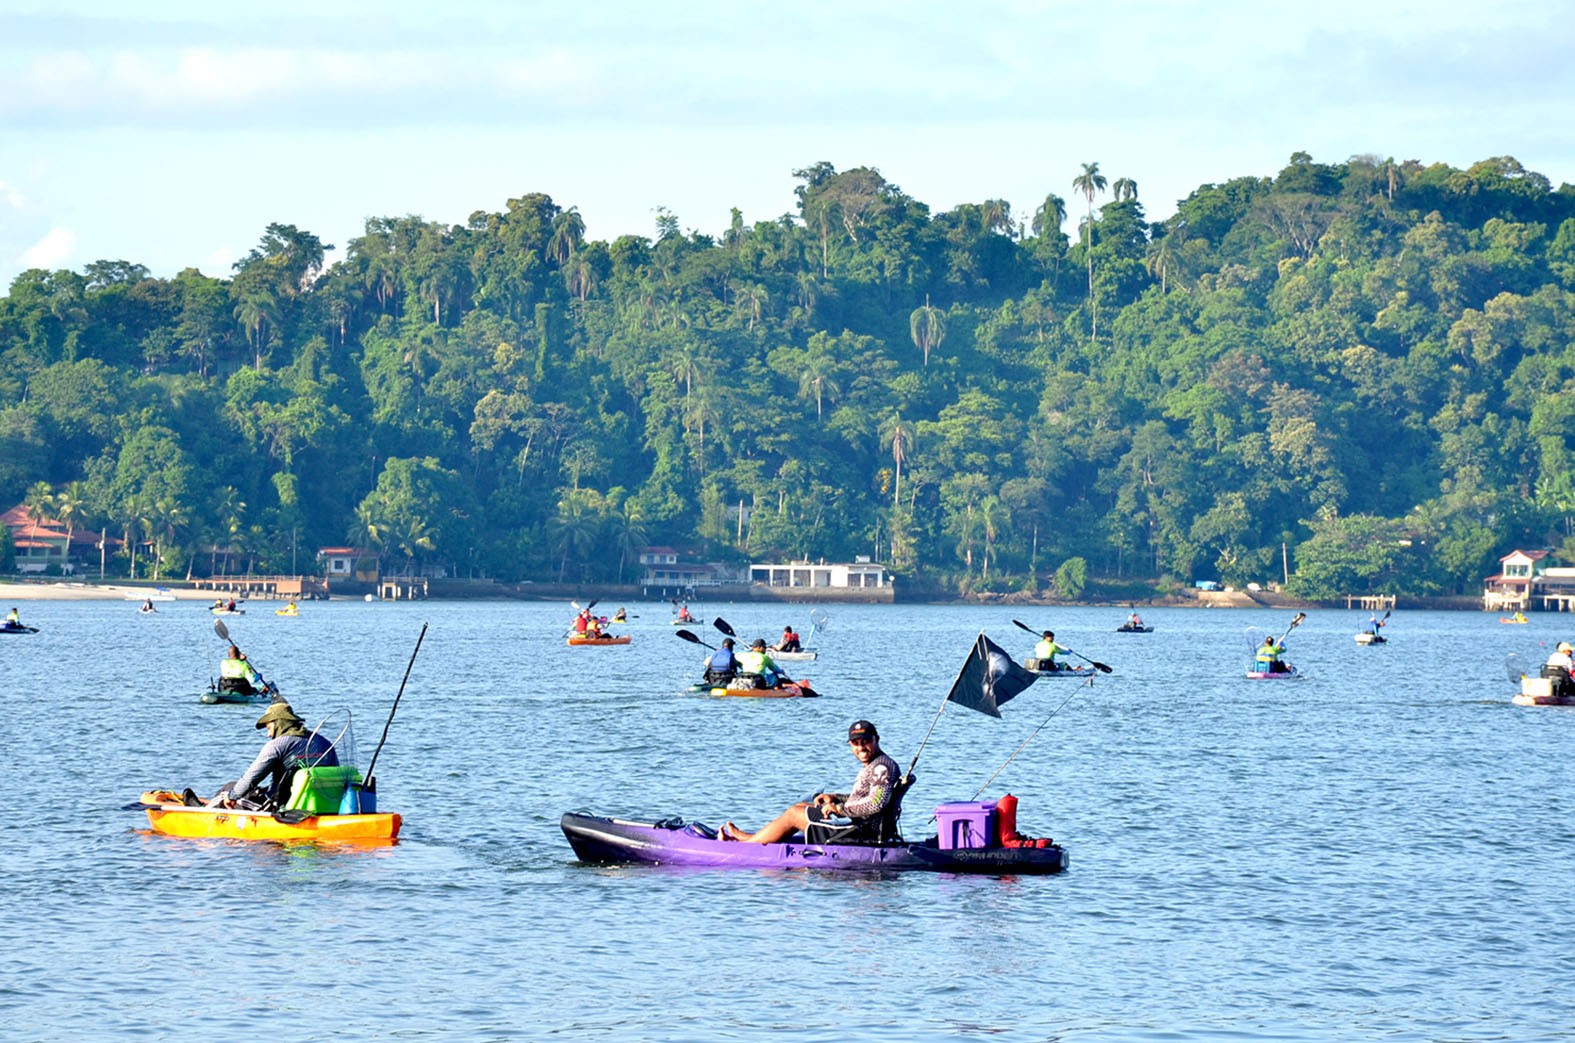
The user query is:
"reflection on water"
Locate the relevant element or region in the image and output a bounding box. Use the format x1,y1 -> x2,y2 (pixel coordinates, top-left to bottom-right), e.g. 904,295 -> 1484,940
2,599 -> 1573,1040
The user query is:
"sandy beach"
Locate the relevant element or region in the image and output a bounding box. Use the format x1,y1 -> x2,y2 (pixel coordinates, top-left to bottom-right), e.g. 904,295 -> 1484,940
0,580 -> 216,601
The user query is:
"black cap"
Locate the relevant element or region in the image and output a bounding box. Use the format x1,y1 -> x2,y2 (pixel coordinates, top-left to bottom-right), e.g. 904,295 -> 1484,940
848,720 -> 877,741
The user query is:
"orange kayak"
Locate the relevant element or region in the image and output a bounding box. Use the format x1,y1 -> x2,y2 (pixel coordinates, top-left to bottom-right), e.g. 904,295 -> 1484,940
567,634 -> 632,646
138,790 -> 401,843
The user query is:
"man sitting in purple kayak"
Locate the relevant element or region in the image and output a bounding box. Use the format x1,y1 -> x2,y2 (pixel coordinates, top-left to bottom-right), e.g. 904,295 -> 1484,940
721,720 -> 899,843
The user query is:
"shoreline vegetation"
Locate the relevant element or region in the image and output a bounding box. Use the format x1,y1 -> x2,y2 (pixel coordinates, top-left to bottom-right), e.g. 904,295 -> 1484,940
0,578 -> 1484,611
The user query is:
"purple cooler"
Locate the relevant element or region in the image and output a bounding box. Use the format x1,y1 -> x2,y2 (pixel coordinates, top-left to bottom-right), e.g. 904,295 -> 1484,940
935,801 -> 997,850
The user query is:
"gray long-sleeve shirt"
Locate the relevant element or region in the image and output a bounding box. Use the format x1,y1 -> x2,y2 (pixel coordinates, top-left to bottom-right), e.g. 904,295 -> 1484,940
226,732 -> 338,800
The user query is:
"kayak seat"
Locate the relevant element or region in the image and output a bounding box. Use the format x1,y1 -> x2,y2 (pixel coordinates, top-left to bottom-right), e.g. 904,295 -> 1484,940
804,773 -> 914,846
284,765 -> 363,814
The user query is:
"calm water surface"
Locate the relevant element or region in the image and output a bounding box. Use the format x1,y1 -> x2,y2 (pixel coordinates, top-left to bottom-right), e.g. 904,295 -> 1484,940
2,600 -> 1572,1041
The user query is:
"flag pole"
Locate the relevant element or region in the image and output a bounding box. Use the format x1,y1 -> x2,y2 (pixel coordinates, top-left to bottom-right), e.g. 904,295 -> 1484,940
906,632 -> 985,779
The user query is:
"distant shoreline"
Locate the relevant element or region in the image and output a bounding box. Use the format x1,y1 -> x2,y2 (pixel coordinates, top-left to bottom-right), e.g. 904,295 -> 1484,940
0,578 -> 1489,612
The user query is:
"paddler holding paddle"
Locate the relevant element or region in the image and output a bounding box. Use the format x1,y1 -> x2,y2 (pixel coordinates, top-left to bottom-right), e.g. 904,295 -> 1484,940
1033,630 -> 1069,671
219,645 -> 266,696
1256,634 -> 1289,673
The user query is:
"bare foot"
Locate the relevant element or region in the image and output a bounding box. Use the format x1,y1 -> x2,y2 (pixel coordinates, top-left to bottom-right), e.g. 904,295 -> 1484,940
720,822 -> 746,841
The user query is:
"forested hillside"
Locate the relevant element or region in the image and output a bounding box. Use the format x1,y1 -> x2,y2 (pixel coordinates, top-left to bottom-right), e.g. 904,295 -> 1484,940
3,152 -> 1574,597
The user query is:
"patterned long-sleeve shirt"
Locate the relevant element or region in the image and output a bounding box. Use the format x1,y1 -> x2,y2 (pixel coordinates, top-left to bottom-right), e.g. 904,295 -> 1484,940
834,753 -> 899,820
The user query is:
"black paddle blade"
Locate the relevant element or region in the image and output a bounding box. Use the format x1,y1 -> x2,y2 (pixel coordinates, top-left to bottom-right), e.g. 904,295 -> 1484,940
1089,661 -> 1114,673
1011,619 -> 1039,635
675,629 -> 710,647
713,617 -> 736,638
213,619 -> 230,642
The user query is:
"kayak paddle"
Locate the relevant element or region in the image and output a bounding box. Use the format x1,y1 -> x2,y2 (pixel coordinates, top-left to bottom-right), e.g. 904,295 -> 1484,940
713,617 -> 737,638
675,628 -> 714,650
1010,619 -> 1113,673
1276,612 -> 1307,644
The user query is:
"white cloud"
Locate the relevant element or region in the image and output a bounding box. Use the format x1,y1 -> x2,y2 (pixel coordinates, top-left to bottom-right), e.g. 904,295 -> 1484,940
0,179 -> 23,208
19,227 -> 77,271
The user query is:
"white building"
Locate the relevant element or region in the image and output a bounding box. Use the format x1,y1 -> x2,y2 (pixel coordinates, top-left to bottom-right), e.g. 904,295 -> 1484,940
750,558 -> 890,591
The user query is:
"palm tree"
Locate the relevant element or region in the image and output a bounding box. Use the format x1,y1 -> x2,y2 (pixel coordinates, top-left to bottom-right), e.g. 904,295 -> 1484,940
1112,177 -> 1139,203
881,414 -> 912,509
735,283 -> 769,330
149,497 -> 190,581
549,494 -> 601,582
609,503 -> 648,583
1031,193 -> 1067,240
232,286 -> 280,370
909,296 -> 946,366
54,480 -> 89,556
1072,162 -> 1108,341
23,480 -> 55,540
796,359 -> 841,421
549,208 -> 586,267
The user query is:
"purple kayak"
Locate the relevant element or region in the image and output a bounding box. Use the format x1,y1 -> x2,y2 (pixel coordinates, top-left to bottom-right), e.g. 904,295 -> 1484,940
560,812 -> 1066,875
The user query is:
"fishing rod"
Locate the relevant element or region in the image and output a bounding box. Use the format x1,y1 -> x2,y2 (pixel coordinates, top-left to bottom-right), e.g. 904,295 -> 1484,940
971,673 -> 1095,800
364,621 -> 428,787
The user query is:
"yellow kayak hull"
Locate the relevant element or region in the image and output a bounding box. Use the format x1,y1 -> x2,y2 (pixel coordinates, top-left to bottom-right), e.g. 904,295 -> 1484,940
139,791 -> 400,842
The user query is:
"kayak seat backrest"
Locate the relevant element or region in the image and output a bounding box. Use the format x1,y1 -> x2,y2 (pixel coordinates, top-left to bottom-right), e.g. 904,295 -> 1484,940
284,765 -> 363,814
804,773 -> 915,846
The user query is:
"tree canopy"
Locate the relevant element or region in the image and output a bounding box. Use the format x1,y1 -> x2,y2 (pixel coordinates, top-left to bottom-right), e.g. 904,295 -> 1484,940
4,153 -> 1574,597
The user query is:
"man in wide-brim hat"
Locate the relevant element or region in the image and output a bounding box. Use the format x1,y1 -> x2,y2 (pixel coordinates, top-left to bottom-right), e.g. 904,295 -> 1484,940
205,700 -> 338,809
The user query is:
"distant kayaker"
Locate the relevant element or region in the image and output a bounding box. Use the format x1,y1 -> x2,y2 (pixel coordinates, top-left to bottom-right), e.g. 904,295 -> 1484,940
704,637 -> 738,685
676,603 -> 695,623
1127,612 -> 1143,628
1034,630 -> 1068,671
1367,614 -> 1384,636
219,645 -> 264,695
612,607 -> 627,622
573,608 -> 592,635
5,607 -> 19,627
204,701 -> 338,810
1256,635 -> 1288,672
736,638 -> 784,688
722,720 -> 899,843
775,624 -> 802,653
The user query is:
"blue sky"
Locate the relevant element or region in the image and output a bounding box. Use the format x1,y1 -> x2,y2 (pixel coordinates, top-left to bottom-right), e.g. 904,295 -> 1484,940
2,0 -> 1572,288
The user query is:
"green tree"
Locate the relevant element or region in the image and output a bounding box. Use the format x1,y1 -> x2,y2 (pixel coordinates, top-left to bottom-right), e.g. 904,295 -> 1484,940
1072,161 -> 1109,340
